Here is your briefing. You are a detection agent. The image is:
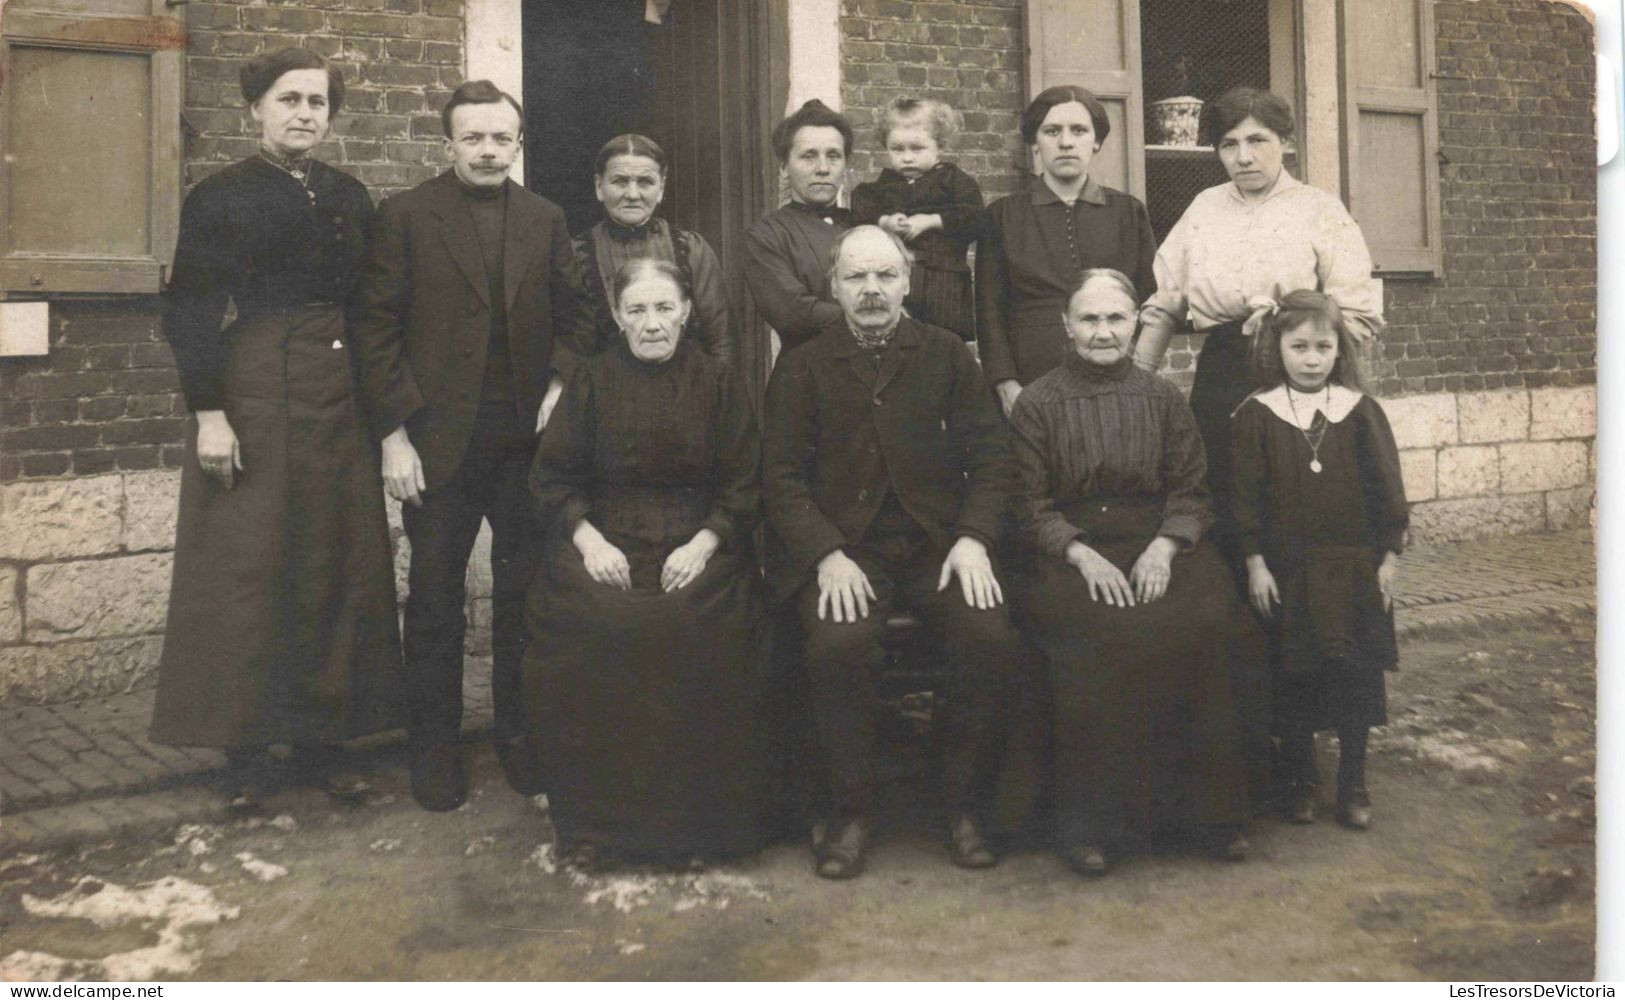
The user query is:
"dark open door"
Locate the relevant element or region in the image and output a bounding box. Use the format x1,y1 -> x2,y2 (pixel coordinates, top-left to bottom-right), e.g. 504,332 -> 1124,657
522,0 -> 785,405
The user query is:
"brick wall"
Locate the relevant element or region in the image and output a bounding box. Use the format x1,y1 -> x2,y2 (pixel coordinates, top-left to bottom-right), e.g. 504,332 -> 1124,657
839,0 -> 1027,201
1373,0 -> 1596,398
0,0 -> 464,485
0,0 -> 482,704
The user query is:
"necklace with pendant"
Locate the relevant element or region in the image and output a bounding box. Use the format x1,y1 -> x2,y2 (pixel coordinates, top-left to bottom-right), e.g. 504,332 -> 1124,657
1284,383 -> 1331,473
262,151 -> 318,206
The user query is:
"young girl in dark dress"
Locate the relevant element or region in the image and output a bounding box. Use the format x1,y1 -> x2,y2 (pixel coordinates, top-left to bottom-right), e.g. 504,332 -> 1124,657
1231,290 -> 1409,831
850,97 -> 983,340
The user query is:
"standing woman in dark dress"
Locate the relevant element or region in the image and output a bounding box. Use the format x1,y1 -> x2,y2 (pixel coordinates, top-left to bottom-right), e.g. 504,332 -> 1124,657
978,86 -> 1157,415
525,259 -> 765,869
743,99 -> 854,360
1009,269 -> 1251,875
574,133 -> 733,366
150,49 -> 403,809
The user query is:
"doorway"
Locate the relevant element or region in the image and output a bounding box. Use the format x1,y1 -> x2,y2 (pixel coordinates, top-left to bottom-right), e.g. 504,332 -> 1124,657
520,0 -> 785,397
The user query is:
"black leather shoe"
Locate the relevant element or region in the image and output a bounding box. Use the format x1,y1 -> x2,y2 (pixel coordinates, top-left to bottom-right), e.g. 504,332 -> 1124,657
493,736 -> 546,796
1335,787 -> 1372,830
410,743 -> 467,812
1212,830 -> 1251,862
814,816 -> 870,880
1283,786 -> 1316,824
948,813 -> 998,869
1062,844 -> 1108,876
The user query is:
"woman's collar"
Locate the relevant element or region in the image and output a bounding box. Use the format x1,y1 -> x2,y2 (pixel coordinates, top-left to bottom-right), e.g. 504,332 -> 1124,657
1227,170 -> 1301,206
1248,383 -> 1363,426
1031,173 -> 1107,207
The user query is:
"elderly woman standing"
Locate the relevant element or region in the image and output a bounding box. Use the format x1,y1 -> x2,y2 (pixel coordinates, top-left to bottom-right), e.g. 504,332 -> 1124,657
1135,87 -> 1383,565
150,48 -> 402,808
525,259 -> 765,868
1010,269 -> 1251,875
575,134 -> 732,366
743,99 -> 855,358
978,85 -> 1157,415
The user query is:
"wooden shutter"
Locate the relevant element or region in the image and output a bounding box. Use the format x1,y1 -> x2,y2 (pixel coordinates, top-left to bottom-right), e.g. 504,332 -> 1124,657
1022,0 -> 1145,199
0,0 -> 184,294
1339,0 -> 1443,275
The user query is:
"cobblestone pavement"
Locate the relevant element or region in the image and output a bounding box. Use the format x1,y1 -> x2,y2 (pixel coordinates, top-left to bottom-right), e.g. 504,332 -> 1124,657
0,528 -> 1595,851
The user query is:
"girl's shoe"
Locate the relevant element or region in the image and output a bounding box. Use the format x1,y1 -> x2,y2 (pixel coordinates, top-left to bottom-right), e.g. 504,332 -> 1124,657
1335,787 -> 1372,830
1062,844 -> 1108,876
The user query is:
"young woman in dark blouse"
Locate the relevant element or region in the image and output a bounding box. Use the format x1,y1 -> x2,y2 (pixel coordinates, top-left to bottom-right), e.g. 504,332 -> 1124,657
150,49 -> 403,809
977,86 -> 1157,414
1009,269 -> 1251,875
524,259 -> 765,869
743,100 -> 855,359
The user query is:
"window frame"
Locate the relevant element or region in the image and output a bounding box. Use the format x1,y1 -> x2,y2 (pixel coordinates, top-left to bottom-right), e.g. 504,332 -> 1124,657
0,0 -> 184,295
1337,0 -> 1445,277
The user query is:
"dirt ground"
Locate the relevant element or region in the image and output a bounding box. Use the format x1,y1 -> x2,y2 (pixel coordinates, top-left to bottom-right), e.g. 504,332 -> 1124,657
0,609 -> 1597,981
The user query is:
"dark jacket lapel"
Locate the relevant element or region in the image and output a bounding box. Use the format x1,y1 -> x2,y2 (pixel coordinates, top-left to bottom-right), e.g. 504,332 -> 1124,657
873,318 -> 922,398
428,173 -> 490,307
501,179 -> 535,312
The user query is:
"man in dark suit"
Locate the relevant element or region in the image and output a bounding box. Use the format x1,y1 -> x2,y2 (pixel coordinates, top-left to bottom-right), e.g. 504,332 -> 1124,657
353,80 -> 596,812
762,225 -> 1020,878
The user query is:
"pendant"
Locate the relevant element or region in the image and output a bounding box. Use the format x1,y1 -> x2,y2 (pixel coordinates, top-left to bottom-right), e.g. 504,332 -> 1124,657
290,169 -> 305,181
1310,459 -> 1323,474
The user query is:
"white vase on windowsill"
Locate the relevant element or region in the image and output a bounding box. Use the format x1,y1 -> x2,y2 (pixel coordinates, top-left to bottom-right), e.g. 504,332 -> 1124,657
1148,96 -> 1204,147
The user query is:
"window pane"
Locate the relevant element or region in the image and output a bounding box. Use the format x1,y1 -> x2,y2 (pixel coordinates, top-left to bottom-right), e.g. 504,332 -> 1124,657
8,45 -> 151,257
1358,110 -> 1428,249
1352,0 -> 1422,89
1040,0 -> 1128,73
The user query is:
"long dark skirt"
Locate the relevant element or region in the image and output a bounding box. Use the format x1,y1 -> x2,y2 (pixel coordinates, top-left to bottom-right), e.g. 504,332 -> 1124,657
1187,318 -> 1253,567
151,306 -> 404,748
524,535 -> 768,862
1014,498 -> 1251,847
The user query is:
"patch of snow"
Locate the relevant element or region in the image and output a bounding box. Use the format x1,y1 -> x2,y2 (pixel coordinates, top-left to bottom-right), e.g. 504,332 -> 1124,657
11,875 -> 238,981
268,814 -> 298,832
369,839 -> 402,854
527,843 -> 557,874
234,853 -> 288,882
464,836 -> 497,857
615,940 -> 646,955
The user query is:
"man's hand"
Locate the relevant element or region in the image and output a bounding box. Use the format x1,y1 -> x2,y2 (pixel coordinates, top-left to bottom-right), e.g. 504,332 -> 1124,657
937,536 -> 1003,609
537,376 -> 565,433
816,549 -> 876,623
1066,540 -> 1134,607
1128,536 -> 1178,604
1246,554 -> 1280,619
995,379 -> 1022,417
381,425 -> 425,507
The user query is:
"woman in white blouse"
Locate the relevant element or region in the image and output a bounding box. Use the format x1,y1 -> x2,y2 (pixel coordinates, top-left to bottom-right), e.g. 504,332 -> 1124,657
1136,87 -> 1383,569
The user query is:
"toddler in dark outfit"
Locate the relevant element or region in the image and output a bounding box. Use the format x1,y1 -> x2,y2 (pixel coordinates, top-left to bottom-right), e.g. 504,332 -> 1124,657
1231,290 -> 1409,831
851,97 -> 984,340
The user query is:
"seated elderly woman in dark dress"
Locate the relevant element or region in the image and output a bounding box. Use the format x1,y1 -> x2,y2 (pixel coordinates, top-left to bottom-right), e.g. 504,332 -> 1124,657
523,258 -> 765,870
1008,269 -> 1252,876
